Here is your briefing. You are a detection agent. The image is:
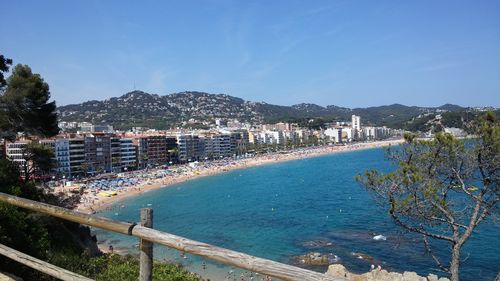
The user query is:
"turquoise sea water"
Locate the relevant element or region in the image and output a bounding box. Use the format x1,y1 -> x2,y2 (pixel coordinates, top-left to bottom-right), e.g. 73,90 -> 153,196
96,148 -> 499,280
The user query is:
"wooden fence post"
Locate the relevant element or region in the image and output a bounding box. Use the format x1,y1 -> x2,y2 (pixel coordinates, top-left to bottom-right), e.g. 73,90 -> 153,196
140,208 -> 153,281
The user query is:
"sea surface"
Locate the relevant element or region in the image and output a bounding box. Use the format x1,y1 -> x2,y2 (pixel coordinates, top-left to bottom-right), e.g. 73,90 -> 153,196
95,148 -> 499,280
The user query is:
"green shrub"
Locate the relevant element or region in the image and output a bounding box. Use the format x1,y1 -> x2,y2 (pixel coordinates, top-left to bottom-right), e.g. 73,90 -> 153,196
56,253 -> 200,281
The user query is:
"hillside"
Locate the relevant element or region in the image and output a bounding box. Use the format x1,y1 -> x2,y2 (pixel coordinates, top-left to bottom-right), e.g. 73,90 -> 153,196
57,90 -> 490,130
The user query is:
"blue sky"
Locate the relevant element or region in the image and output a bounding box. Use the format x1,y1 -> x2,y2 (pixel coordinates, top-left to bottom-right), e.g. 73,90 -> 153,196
1,0 -> 499,107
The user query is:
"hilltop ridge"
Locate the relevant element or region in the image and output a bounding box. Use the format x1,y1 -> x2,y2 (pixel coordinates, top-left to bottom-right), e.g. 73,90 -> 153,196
57,90 -> 492,130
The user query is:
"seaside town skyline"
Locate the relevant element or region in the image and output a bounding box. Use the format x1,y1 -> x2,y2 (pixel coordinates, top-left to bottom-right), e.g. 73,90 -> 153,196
6,114 -> 402,179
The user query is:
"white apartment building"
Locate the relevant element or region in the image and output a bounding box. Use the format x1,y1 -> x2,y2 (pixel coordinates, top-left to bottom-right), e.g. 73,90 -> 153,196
324,128 -> 341,143
362,127 -> 377,140
352,115 -> 361,140
204,134 -> 232,159
361,126 -> 395,140
295,129 -> 312,143
352,115 -> 361,131
283,131 -> 300,144
6,142 -> 28,174
120,138 -> 136,170
324,127 -> 353,143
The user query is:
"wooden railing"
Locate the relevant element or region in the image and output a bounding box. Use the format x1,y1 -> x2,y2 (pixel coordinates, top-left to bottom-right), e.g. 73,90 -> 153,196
0,192 -> 345,281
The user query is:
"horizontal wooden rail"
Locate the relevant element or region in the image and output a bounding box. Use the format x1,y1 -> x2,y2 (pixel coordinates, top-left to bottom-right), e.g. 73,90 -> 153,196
0,192 -> 135,235
132,226 -> 339,281
0,243 -> 93,281
0,192 -> 345,281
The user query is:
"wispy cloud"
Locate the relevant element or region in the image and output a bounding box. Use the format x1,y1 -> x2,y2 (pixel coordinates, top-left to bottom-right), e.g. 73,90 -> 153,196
269,3 -> 342,34
305,5 -> 334,17
415,62 -> 462,72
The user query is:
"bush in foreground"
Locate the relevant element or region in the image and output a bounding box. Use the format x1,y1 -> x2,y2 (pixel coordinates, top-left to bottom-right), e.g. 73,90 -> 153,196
56,253 -> 201,281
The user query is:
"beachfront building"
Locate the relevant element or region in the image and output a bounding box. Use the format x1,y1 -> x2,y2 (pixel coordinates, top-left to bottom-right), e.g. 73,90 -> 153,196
324,128 -> 341,143
251,130 -> 281,145
6,140 -> 57,179
262,130 -> 284,145
39,139 -> 57,178
204,134 -> 232,159
68,138 -> 85,177
6,141 -> 28,176
295,129 -> 312,143
110,137 -> 122,172
120,138 -> 137,171
136,135 -> 174,168
352,115 -> 361,140
283,131 -> 300,146
324,127 -> 353,143
177,134 -> 204,163
39,139 -> 55,151
248,131 -> 257,144
84,134 -> 112,174
230,131 -> 248,155
340,127 -> 353,142
362,127 -> 377,141
55,139 -> 71,177
361,126 -> 396,140
374,126 -> 393,139
352,115 -> 361,131
237,130 -> 250,144
165,136 -> 178,164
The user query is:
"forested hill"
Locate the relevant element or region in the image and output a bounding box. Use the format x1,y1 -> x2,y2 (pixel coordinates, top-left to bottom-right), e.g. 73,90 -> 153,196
57,90 -> 494,130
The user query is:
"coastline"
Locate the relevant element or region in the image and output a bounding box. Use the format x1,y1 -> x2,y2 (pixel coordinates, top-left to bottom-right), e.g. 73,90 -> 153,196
73,139 -> 403,214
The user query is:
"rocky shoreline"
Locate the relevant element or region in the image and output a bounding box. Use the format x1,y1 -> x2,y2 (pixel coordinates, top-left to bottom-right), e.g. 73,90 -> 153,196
326,264 -> 450,281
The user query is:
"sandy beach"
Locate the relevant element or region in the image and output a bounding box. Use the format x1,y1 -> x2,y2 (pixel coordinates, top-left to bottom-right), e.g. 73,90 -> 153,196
66,139 -> 403,214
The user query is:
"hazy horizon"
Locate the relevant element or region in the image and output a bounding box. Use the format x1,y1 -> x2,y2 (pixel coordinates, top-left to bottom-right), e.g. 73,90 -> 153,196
2,0 -> 499,108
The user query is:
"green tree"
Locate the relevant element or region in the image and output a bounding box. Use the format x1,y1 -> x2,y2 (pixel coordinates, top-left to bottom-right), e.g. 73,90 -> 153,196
79,163 -> 89,177
357,114 -> 499,281
0,55 -> 13,136
112,156 -> 121,172
21,142 -> 55,183
139,153 -> 149,167
1,64 -> 59,140
0,55 -> 12,90
0,159 -> 23,195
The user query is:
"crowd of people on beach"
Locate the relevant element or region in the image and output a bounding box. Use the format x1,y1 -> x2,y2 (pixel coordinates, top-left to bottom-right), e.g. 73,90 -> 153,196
224,270 -> 274,281
48,140 -> 402,215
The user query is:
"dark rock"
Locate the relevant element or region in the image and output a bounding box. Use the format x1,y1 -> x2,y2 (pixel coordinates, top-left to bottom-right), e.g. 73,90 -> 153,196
294,252 -> 340,266
299,239 -> 334,249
